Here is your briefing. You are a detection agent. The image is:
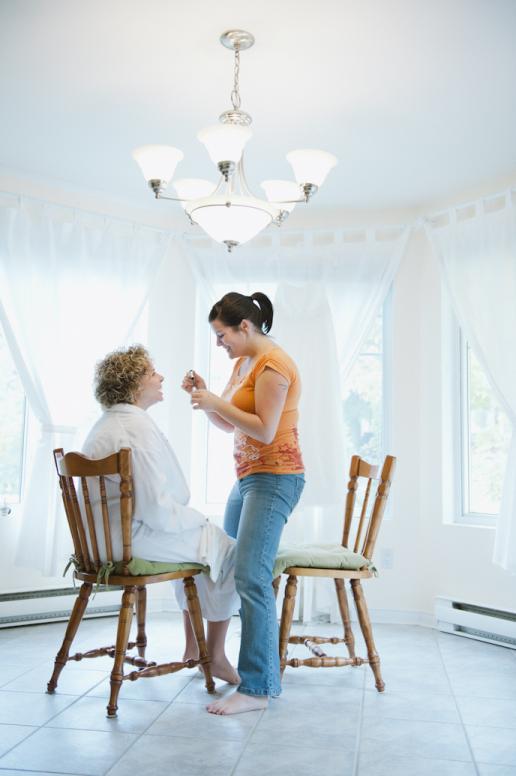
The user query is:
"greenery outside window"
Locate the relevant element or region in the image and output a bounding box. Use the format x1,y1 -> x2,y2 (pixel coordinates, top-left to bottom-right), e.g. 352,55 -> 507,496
341,298 -> 390,466
459,335 -> 511,525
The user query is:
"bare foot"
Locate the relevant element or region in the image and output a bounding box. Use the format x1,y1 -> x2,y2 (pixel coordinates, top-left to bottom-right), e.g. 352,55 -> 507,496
207,690 -> 268,715
199,658 -> 240,684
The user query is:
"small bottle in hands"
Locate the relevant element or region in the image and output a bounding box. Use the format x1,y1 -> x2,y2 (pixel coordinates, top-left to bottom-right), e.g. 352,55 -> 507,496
182,369 -> 197,394
182,369 -> 206,394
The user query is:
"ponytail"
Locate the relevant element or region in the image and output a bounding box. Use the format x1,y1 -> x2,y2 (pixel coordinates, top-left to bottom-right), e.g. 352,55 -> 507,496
249,292 -> 273,334
208,291 -> 274,334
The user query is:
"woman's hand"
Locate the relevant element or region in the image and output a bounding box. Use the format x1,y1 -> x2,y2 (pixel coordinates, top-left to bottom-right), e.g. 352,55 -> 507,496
196,367 -> 288,444
183,376 -> 234,431
181,370 -> 206,394
191,389 -> 221,412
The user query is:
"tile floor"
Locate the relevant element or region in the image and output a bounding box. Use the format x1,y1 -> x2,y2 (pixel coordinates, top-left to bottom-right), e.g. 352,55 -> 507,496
0,612 -> 515,775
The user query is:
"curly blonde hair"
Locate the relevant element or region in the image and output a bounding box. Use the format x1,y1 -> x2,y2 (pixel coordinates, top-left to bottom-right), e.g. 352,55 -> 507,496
94,345 -> 152,408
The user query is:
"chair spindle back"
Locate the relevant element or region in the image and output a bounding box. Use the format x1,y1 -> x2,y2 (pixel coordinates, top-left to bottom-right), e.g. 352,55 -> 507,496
342,455 -> 396,560
53,447 -> 134,574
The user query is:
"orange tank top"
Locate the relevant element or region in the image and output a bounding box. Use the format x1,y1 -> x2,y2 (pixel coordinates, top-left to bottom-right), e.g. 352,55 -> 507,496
223,346 -> 304,479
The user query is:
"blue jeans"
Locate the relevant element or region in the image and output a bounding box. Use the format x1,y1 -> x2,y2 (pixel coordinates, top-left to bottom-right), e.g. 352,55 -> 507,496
224,472 -> 305,697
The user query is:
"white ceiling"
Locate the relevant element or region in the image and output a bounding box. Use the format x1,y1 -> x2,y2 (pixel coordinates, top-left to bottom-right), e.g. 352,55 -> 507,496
1,0 -> 516,213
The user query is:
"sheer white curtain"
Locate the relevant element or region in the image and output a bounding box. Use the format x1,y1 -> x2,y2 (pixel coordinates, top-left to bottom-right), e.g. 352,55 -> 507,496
0,195 -> 170,575
185,226 -> 409,616
426,192 -> 516,572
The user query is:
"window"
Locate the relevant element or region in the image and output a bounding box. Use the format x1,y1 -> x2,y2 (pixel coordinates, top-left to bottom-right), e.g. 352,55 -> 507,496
0,324 -> 27,502
340,299 -> 390,520
460,335 -> 511,523
341,298 -> 390,465
204,327 -> 238,507
0,302 -> 149,507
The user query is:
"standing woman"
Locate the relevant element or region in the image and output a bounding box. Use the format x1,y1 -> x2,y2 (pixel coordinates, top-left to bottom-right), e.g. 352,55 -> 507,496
183,292 -> 305,715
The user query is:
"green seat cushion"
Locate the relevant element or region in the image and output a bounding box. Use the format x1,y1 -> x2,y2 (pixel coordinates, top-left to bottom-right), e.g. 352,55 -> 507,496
66,555 -> 209,587
273,543 -> 377,578
113,558 -> 209,576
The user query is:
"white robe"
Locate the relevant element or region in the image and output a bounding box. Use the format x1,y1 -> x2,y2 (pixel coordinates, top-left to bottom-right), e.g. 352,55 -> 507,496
81,403 -> 238,620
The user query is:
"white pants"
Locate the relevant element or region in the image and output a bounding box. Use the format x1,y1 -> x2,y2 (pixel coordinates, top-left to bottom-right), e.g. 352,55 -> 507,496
132,520 -> 240,621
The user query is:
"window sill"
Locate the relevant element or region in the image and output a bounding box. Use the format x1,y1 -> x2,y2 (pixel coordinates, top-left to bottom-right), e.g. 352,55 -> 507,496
452,516 -> 496,529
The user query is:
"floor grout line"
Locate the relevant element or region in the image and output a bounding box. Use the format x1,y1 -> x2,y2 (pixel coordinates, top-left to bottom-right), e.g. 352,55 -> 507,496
351,660 -> 368,776
102,676 -> 199,776
0,665 -> 111,766
227,706 -> 267,776
0,769 -> 96,775
437,633 -> 481,776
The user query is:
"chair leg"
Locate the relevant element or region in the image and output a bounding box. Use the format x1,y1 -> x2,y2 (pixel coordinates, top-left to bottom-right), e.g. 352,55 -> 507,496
272,575 -> 281,600
135,586 -> 147,658
279,574 -> 298,676
183,576 -> 215,694
350,579 -> 384,692
335,579 -> 356,659
47,582 -> 92,693
107,586 -> 136,718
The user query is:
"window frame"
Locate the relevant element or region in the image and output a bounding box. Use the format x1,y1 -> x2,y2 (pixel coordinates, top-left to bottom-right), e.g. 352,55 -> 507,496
381,288 -> 393,467
188,287 -> 226,520
456,328 -> 499,528
341,290 -> 392,520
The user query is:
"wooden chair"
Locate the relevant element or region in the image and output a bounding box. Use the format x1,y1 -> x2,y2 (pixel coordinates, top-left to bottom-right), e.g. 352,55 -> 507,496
47,447 -> 214,717
275,454 -> 396,692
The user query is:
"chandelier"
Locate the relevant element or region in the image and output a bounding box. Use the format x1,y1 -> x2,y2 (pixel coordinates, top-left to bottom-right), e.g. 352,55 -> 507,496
132,30 -> 337,252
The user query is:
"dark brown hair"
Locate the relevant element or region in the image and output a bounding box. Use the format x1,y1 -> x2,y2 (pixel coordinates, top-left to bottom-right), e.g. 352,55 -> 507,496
208,291 -> 273,334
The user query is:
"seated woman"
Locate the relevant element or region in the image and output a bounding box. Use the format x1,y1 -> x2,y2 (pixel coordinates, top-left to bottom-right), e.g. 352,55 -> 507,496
82,344 -> 239,684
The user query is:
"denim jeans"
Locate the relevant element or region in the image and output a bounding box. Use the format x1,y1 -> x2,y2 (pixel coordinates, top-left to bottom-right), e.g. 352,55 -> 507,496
224,472 -> 305,697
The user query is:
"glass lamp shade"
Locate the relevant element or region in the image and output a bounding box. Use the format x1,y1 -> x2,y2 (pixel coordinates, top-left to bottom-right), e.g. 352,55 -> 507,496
186,195 -> 277,245
286,149 -> 338,186
172,178 -> 216,208
132,145 -> 183,183
197,124 -> 252,165
260,180 -> 301,214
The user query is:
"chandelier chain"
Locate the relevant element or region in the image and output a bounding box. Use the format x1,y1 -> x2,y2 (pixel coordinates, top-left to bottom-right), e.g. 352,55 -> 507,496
231,46 -> 241,110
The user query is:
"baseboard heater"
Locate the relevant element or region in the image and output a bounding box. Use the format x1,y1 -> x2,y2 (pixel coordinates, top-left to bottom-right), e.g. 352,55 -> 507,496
0,587 -> 123,628
435,596 -> 516,649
